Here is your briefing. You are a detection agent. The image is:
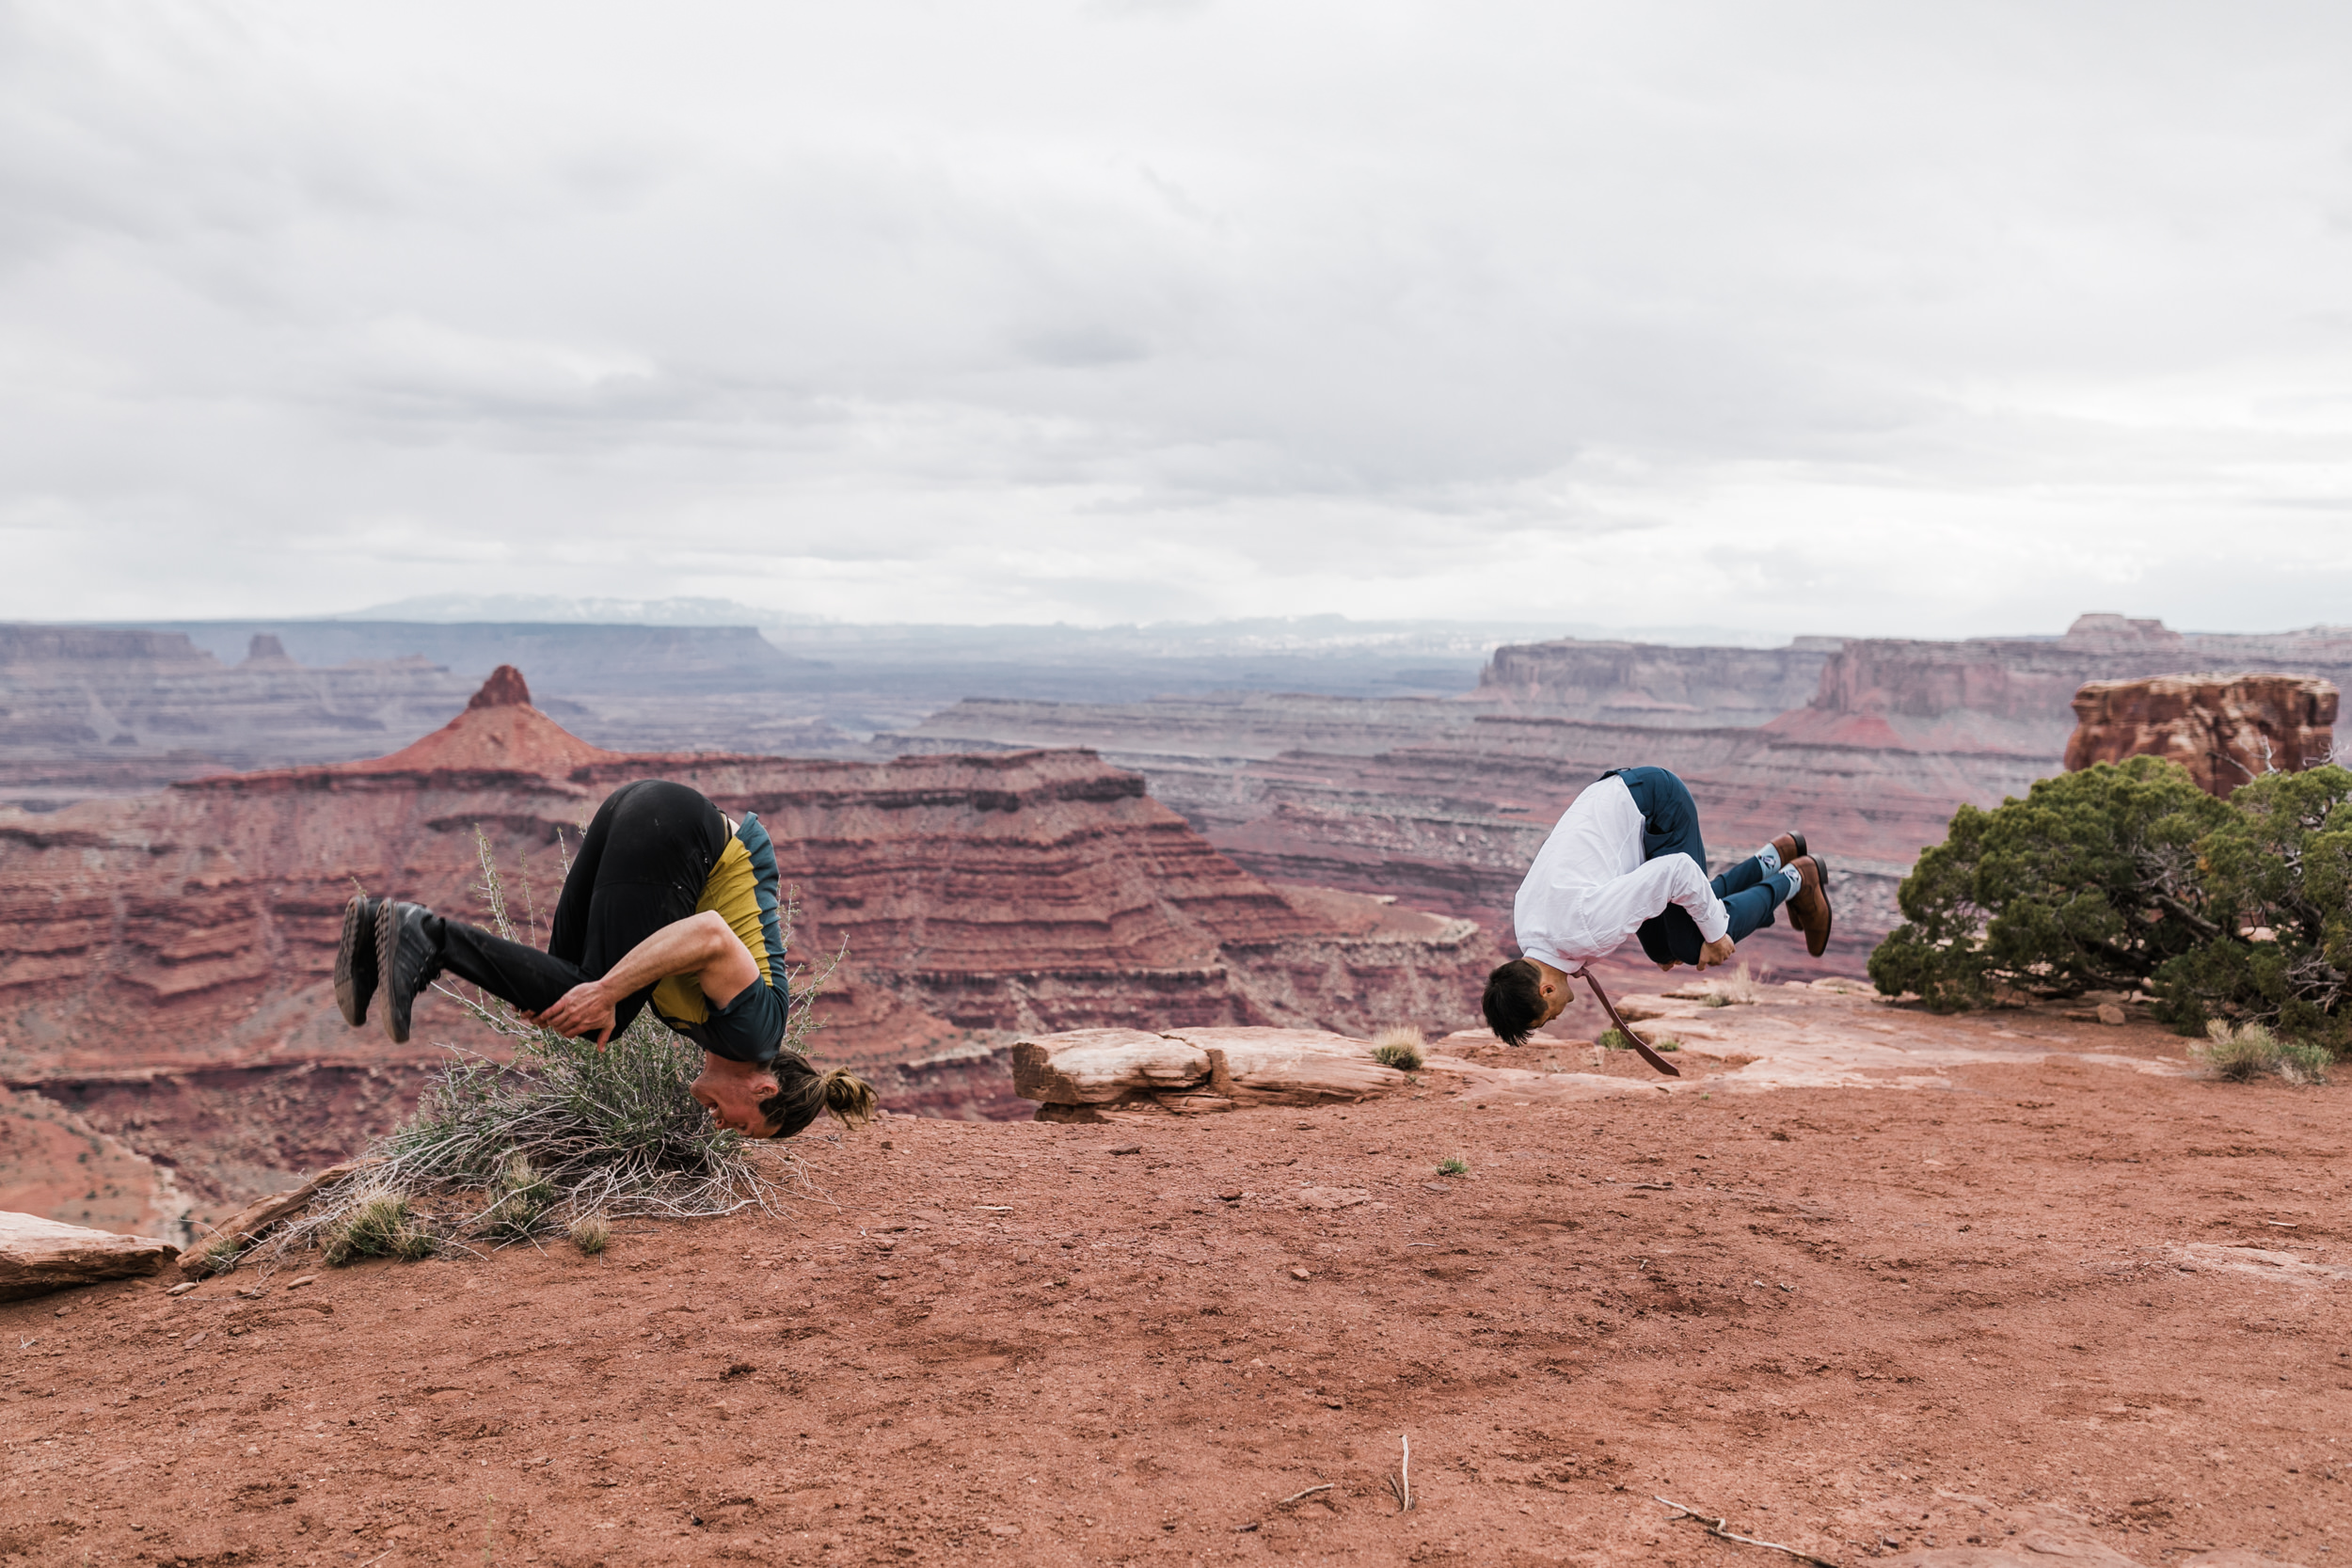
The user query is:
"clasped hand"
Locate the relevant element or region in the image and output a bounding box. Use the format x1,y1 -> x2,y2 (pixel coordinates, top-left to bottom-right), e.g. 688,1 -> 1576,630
1659,935 -> 1739,973
523,981 -> 617,1046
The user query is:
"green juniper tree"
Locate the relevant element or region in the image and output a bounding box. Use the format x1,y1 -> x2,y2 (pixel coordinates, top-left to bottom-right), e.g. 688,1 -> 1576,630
2159,764 -> 2352,1049
1869,756 -> 2232,1012
1871,754 -> 2352,1055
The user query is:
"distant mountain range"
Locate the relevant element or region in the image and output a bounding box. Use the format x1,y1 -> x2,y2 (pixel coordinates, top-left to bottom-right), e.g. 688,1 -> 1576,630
341,593 -> 830,626
338,594 -> 1794,653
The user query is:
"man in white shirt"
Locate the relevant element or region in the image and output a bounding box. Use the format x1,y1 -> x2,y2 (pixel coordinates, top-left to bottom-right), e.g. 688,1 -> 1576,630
1482,767 -> 1833,1045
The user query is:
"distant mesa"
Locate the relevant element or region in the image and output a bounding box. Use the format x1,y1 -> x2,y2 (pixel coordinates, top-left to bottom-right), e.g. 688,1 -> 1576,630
1766,614 -> 2352,758
1474,637 -> 1830,726
0,620 -> 480,806
2059,612 -> 2186,651
2064,673 -> 2339,797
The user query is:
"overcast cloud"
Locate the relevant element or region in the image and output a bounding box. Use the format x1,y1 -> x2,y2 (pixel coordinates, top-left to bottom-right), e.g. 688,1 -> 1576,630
3,1 -> 2349,638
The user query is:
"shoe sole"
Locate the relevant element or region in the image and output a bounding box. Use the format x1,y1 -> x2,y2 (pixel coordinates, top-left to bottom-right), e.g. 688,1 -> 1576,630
333,896 -> 375,1027
376,900 -> 410,1046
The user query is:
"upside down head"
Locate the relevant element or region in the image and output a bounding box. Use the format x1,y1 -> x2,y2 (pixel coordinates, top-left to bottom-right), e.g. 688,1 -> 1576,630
1482,958 -> 1548,1048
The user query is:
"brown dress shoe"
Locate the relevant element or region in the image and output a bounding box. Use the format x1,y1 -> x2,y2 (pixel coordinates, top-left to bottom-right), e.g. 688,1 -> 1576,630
1771,831 -> 1808,867
1788,855 -> 1834,957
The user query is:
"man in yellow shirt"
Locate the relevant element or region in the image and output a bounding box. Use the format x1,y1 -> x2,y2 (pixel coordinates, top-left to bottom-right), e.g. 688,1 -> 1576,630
332,780 -> 870,1140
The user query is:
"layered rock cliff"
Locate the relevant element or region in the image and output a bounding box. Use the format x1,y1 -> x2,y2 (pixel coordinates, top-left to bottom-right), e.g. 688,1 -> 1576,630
892,693 -> 1999,980
883,618 -> 2352,978
0,671 -> 1496,1213
1772,614 -> 2352,756
2063,673 -> 2339,796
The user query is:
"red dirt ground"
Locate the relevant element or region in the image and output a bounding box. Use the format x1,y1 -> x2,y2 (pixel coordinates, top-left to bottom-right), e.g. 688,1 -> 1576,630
4,998 -> 2346,1567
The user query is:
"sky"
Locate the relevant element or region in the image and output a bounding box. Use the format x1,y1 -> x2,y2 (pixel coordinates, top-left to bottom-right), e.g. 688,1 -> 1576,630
4,2 -> 2350,641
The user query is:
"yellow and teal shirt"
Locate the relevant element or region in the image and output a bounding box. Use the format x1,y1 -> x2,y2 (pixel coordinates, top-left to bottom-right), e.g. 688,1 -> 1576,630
648,815 -> 791,1064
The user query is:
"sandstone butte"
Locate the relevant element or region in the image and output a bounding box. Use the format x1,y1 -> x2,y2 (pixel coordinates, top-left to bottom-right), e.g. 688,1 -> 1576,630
2064,673 -> 2340,797
0,668 -> 1496,1227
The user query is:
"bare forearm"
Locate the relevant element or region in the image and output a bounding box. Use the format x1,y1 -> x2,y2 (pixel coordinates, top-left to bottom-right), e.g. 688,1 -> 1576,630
593,915 -> 725,1002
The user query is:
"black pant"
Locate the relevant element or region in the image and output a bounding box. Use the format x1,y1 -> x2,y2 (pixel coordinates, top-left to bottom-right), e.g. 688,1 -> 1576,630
434,780 -> 728,1037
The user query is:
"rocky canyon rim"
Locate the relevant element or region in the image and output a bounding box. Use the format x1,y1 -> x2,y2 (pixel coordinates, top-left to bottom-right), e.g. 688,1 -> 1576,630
4,987 -> 2344,1567
0,667 -> 1497,1231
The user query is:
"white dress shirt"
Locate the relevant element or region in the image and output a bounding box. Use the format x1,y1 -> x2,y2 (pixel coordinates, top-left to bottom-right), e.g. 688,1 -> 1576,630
1513,773 -> 1727,970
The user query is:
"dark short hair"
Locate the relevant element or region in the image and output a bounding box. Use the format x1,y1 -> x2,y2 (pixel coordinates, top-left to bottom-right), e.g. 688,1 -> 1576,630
1483,958 -> 1546,1047
755,1054 -> 879,1139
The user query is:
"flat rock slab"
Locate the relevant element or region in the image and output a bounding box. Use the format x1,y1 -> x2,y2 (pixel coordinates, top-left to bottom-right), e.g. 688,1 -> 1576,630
1011,1029 -> 1210,1104
1161,1024 -> 1369,1060
1162,1025 -> 1405,1105
1435,1056 -> 1672,1103
1017,1024 -> 1405,1112
0,1211 -> 179,1301
1483,987 -> 2195,1097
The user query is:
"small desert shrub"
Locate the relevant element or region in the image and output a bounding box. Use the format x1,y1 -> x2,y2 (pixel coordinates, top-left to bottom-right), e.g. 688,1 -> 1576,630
1371,1025 -> 1425,1071
1598,1027 -> 1678,1053
200,1240 -> 243,1275
1701,962 -> 1763,1006
484,1154 -> 559,1243
2196,1021 -> 2331,1085
1436,1157 -> 1469,1178
568,1214 -> 612,1256
322,1193 -> 437,1266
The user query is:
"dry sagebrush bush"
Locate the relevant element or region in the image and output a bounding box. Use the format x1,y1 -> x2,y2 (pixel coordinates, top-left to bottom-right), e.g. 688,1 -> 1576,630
2196,1020 -> 2331,1085
1371,1024 -> 1425,1071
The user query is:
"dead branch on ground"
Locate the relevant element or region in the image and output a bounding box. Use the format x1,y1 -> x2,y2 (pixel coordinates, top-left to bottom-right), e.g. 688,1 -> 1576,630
1656,1497 -> 1845,1567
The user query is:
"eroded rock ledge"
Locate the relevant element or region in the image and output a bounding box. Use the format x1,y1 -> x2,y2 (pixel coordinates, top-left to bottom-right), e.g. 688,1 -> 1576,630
1015,1026 -> 1409,1119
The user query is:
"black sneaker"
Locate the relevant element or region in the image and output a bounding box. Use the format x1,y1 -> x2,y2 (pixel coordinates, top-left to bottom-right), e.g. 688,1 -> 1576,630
375,900 -> 444,1046
333,895 -> 385,1026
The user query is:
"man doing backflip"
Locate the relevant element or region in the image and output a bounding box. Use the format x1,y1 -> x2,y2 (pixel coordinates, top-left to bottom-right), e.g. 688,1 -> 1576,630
1482,766 -> 1833,1046
332,779 -> 872,1140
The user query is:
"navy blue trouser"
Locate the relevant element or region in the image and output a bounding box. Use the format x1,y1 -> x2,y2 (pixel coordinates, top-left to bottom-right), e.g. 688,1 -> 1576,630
1605,767 -> 1787,967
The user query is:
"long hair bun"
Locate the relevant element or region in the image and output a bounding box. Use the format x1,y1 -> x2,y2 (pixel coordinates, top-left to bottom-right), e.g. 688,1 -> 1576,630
817,1066 -> 877,1130
755,1055 -> 880,1138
